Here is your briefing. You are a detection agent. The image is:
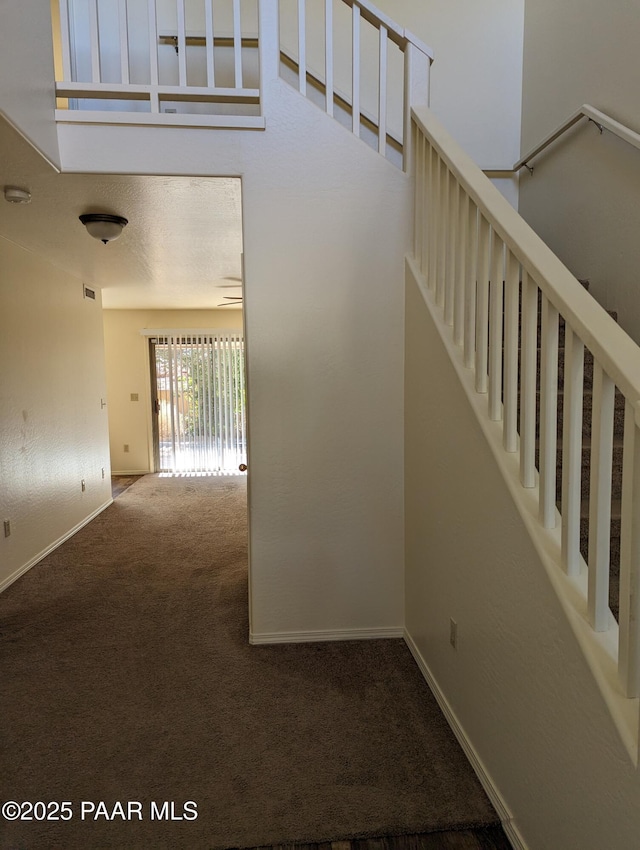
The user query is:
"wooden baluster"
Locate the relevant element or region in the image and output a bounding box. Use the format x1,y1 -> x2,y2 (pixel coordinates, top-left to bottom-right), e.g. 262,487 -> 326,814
427,144 -> 437,292
561,327 -> 584,575
520,272 -> 537,488
453,188 -> 467,347
463,199 -> 478,369
413,128 -> 423,266
233,0 -> 243,88
475,217 -> 490,394
378,24 -> 388,156
177,0 -> 187,87
58,0 -> 73,82
205,0 -> 215,88
588,363 -> 615,631
436,159 -> 448,309
488,231 -> 504,421
324,0 -> 333,115
444,171 -> 460,326
118,0 -> 130,84
618,401 -> 640,696
352,3 -> 361,137
503,250 -> 519,451
89,0 -> 101,83
147,0 -> 159,111
297,0 -> 306,95
444,171 -> 457,327
539,294 -> 559,527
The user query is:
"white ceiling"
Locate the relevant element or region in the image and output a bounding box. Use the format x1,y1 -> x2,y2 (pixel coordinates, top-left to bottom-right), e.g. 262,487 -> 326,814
0,116 -> 243,310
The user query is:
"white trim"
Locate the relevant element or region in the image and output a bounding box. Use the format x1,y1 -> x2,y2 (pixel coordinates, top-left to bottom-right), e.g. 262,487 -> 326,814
56,82 -> 260,102
403,630 -> 527,850
0,500 -> 113,594
55,110 -> 265,130
249,626 -> 404,645
111,469 -> 150,475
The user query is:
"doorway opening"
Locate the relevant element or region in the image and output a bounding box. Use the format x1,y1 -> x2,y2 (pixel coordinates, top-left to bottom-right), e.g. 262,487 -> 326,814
149,331 -> 247,474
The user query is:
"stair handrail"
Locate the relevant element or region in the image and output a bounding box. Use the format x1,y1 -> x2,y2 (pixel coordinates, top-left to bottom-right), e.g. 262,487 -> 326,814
412,104 -> 640,730
337,0 -> 434,59
514,104 -> 640,173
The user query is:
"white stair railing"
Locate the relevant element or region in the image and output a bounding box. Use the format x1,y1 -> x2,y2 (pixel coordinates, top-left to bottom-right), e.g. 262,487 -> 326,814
278,0 -> 432,169
412,105 -> 640,712
55,0 -> 265,128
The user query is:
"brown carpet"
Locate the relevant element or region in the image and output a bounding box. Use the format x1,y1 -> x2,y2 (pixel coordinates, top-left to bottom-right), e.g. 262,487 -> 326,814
0,474 -> 499,850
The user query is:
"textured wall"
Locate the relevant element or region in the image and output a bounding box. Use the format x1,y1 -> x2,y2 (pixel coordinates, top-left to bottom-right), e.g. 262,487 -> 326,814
519,0 -> 640,343
103,309 -> 243,473
61,50 -> 409,638
0,236 -> 111,590
404,263 -> 640,850
376,0 -> 524,169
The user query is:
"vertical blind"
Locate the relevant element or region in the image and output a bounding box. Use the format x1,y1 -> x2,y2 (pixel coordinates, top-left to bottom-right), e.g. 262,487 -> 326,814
152,332 -> 246,473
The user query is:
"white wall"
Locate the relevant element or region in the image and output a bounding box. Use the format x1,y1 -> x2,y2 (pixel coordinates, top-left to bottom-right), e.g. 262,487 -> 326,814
519,0 -> 640,343
0,237 -> 111,591
103,308 -> 243,473
0,0 -> 60,168
405,262 -> 640,850
60,21 -> 409,640
376,0 -> 524,169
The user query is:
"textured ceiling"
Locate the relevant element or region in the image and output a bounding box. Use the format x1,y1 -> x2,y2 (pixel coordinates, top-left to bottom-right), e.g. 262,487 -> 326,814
0,117 -> 243,310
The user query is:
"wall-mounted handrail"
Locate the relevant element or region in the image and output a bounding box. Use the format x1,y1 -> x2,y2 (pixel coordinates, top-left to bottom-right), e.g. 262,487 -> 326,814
514,104 -> 640,173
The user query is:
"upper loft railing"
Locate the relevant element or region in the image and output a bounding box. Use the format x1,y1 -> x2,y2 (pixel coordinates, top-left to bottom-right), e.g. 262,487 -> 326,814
278,0 -> 432,169
53,0 -> 433,166
54,0 -> 264,128
411,104 -> 640,761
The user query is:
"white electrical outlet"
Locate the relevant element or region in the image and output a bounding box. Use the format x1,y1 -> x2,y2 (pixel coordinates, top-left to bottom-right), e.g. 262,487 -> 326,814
449,618 -> 458,650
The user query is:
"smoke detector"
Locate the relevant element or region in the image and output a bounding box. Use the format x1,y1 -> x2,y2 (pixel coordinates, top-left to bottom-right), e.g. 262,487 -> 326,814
4,187 -> 31,204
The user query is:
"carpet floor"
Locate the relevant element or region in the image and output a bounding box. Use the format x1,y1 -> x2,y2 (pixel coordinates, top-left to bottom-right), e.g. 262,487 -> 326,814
0,474 -> 500,850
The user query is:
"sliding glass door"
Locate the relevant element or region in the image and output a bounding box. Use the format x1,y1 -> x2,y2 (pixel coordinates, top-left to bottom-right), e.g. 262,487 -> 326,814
150,333 -> 247,473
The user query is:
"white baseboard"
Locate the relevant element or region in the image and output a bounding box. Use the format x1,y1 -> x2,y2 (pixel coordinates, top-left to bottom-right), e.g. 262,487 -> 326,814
0,499 -> 113,594
111,469 -> 149,475
403,630 -> 528,850
250,626 -> 404,645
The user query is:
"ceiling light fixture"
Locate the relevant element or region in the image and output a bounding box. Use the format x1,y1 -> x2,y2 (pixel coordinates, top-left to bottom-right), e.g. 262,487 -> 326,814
4,186 -> 31,204
79,213 -> 128,244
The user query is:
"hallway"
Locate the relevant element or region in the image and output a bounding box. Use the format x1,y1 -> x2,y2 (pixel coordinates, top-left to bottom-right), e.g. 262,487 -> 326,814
0,475 -> 506,850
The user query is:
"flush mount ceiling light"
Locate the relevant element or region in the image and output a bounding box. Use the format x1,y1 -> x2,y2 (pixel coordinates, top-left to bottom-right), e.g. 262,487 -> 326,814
79,213 -> 128,244
4,186 -> 31,204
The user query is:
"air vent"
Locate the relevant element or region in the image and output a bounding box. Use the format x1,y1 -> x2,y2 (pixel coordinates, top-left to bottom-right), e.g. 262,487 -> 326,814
83,285 -> 96,300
